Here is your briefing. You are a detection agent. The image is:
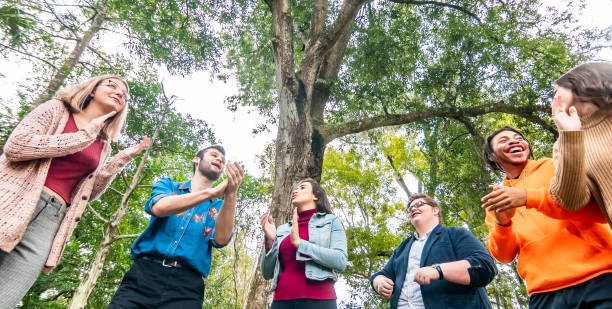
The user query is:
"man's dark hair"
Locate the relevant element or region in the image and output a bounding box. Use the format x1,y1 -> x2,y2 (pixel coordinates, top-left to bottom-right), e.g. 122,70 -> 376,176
193,145 -> 225,173
298,178 -> 333,214
408,193 -> 442,223
483,126 -> 533,172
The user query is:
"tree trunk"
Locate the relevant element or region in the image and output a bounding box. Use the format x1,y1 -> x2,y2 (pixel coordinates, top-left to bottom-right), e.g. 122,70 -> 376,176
30,6 -> 107,109
67,117 -> 161,309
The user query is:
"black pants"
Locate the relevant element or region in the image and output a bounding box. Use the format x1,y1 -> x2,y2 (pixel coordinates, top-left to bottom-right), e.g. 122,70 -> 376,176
529,273 -> 612,309
107,257 -> 204,309
271,299 -> 337,309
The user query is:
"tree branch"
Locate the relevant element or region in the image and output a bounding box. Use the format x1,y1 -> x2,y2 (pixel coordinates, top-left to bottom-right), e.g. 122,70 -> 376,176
0,43 -> 59,70
87,204 -> 109,224
388,0 -> 481,23
386,155 -> 412,198
113,233 -> 140,240
454,116 -> 485,150
318,102 -> 553,143
302,0 -> 365,68
308,0 -> 328,44
87,46 -> 111,64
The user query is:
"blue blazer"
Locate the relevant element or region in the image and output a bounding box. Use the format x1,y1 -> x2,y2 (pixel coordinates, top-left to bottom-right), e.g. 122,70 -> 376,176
370,224 -> 496,309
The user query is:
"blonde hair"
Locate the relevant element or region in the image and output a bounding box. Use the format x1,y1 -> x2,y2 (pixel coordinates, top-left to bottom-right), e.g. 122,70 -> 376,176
55,74 -> 129,141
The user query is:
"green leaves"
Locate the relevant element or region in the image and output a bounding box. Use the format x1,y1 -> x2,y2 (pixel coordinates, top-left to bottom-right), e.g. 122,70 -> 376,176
0,3 -> 34,46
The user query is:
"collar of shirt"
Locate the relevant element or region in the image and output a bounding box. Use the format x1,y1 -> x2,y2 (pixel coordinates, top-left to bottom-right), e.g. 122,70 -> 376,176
413,224 -> 438,241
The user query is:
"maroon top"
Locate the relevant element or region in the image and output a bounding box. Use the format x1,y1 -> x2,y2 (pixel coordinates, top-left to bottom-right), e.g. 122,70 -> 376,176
273,208 -> 336,300
44,113 -> 103,204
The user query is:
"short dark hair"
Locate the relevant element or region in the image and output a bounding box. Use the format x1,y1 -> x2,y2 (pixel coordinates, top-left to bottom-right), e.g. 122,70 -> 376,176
298,178 -> 333,214
555,62 -> 612,108
483,126 -> 533,172
408,193 -> 442,222
193,145 -> 225,173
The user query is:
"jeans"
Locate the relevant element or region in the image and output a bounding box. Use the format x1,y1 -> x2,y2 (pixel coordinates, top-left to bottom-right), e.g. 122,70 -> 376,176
0,191 -> 66,308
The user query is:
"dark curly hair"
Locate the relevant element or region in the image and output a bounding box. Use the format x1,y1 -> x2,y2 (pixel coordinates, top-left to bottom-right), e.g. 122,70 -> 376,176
483,126 -> 533,172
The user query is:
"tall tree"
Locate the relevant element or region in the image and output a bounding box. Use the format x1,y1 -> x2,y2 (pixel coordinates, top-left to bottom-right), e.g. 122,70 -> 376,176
218,1 -> 600,306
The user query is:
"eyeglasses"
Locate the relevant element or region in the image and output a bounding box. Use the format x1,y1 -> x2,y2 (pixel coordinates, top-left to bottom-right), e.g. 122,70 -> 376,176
407,200 -> 432,212
105,79 -> 130,102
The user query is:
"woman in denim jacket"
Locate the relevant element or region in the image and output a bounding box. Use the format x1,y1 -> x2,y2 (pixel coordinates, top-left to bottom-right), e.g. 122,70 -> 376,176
260,178 -> 347,309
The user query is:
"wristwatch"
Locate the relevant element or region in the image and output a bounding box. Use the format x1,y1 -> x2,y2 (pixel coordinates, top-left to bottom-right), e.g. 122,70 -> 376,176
431,264 -> 444,280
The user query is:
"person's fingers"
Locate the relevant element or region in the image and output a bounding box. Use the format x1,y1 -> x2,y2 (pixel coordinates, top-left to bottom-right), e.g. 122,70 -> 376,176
383,278 -> 394,286
569,106 -> 578,117
268,215 -> 274,224
481,189 -> 503,203
483,194 -> 507,210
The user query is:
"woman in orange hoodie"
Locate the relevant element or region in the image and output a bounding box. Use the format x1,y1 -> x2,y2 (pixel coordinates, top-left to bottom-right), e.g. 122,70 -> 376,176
480,126 -> 612,309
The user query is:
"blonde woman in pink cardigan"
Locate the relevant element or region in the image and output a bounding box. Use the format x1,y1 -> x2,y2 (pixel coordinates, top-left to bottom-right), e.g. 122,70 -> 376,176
0,75 -> 149,307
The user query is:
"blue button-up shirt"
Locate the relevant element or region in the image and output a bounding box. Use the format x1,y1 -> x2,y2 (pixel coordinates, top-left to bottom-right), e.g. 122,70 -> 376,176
131,177 -> 228,277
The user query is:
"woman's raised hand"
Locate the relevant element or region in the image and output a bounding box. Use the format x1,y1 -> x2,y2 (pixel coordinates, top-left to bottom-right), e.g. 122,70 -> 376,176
552,95 -> 581,131
87,111 -> 117,132
260,211 -> 277,240
123,136 -> 150,157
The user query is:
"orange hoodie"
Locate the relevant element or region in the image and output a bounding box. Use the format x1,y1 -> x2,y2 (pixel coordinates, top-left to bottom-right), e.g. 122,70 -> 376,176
486,158 -> 612,295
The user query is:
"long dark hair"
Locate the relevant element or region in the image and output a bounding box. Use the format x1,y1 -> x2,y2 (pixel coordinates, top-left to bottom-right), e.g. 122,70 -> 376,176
298,178 -> 333,214
555,62 -> 612,108
483,126 -> 533,172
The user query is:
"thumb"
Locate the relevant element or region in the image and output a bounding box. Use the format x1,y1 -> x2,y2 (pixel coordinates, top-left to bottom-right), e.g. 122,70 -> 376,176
569,106 -> 578,116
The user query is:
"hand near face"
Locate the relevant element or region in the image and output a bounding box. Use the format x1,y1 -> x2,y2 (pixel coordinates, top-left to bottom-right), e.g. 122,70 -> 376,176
224,162 -> 245,195
413,266 -> 440,285
290,207 -> 301,248
86,111 -> 117,132
123,136 -> 150,157
552,94 -> 581,131
373,275 -> 394,299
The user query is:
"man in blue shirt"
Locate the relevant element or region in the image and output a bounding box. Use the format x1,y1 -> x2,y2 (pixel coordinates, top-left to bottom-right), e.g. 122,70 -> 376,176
108,145 -> 244,308
371,193 -> 496,309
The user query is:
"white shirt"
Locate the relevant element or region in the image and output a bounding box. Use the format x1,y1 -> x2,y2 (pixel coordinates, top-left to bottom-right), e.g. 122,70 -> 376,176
397,225 -> 437,309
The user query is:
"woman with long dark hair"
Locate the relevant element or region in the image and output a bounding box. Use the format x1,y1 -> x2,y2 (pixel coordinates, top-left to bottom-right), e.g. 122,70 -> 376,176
549,62 -> 612,228
0,75 -> 148,307
260,178 -> 347,309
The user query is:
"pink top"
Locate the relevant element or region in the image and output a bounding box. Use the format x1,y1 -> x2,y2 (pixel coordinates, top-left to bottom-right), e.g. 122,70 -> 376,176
273,208 -> 336,300
44,113 -> 103,204
0,100 -> 135,272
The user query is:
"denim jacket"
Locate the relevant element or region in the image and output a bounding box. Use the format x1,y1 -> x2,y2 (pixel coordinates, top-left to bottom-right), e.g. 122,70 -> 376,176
261,212 -> 348,291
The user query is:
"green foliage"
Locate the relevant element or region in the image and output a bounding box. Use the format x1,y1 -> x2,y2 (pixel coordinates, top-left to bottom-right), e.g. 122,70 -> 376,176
109,0 -> 223,75
322,143 -> 407,307
0,2 -> 34,46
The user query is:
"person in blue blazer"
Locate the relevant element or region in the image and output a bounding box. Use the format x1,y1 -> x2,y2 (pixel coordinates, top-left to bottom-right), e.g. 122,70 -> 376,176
371,193 -> 496,309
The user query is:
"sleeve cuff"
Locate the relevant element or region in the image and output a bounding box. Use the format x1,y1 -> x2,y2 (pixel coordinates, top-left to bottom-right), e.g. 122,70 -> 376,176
525,188 -> 545,210
296,240 -> 313,261
211,231 -> 234,248
145,193 -> 170,215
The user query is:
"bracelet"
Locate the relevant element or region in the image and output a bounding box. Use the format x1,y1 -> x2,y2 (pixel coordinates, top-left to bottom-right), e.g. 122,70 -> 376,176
431,264 -> 444,280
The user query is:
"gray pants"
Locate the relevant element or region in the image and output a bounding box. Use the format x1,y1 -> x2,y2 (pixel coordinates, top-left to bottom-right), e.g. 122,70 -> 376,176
0,191 -> 66,308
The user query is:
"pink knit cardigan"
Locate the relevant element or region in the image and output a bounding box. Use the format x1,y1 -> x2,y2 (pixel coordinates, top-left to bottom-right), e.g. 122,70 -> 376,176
0,99 -> 135,272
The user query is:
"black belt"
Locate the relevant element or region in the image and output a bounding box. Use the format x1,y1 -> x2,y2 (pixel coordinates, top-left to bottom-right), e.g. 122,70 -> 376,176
139,255 -> 184,268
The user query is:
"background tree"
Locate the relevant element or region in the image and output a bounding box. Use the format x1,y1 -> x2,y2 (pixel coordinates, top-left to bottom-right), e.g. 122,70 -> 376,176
216,0 -> 605,306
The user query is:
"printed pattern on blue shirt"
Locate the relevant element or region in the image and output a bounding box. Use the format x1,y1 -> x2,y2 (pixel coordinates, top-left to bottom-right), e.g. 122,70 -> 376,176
131,177 -> 228,277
